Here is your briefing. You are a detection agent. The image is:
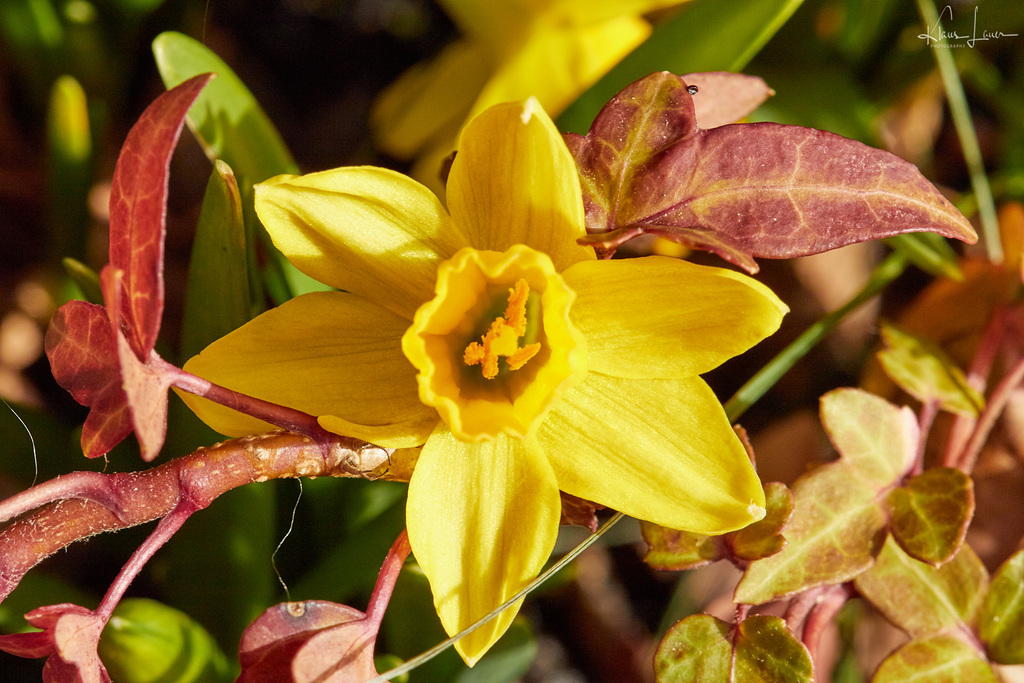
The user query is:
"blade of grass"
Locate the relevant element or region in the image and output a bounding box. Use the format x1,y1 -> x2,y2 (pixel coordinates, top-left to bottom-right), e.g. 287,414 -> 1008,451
724,250 -> 910,423
914,0 -> 1001,263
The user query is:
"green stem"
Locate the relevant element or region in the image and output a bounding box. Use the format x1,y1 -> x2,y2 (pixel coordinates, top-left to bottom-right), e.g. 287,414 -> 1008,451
724,251 -> 909,423
915,0 -> 1001,263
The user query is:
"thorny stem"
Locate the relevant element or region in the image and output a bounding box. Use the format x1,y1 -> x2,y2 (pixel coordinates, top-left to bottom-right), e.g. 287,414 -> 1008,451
725,250 -> 909,423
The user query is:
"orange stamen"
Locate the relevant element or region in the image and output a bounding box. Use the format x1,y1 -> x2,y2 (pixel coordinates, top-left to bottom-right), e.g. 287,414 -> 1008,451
463,279 -> 539,379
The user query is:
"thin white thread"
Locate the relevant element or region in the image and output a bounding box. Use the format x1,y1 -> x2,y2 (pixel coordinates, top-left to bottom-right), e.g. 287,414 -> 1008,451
368,512 -> 625,682
271,479 -> 303,601
2,398 -> 38,486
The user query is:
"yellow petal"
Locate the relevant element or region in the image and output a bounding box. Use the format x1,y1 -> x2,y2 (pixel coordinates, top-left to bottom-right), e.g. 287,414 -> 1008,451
470,16 -> 651,120
538,372 -> 766,533
179,291 -> 437,448
371,39 -> 490,161
437,0 -> 531,56
446,99 -> 594,272
563,256 -> 787,379
407,426 -> 560,665
549,0 -> 691,25
255,168 -> 470,319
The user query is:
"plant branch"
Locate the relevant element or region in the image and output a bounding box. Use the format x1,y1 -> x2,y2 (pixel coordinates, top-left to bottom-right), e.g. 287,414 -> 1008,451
159,359 -> 335,447
956,351 -> 1024,473
0,431 -> 391,605
365,529 -> 411,632
942,306 -> 1006,467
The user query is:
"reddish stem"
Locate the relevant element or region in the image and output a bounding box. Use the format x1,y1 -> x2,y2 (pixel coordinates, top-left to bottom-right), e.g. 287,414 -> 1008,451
734,602 -> 752,624
802,584 -> 852,678
913,399 -> 939,476
783,587 -> 823,637
943,307 -> 1006,467
0,431 -> 390,605
365,529 -> 411,632
96,503 -> 197,621
956,351 -> 1024,473
158,358 -> 335,448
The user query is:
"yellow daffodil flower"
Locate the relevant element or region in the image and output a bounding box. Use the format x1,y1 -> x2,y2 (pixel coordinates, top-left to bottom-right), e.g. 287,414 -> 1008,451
181,99 -> 786,664
372,0 -> 689,192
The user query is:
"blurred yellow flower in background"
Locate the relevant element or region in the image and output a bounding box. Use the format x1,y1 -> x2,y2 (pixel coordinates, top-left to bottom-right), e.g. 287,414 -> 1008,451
372,0 -> 690,192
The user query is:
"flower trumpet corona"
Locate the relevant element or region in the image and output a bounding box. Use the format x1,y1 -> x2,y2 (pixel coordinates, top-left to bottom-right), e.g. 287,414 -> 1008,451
181,99 -> 787,664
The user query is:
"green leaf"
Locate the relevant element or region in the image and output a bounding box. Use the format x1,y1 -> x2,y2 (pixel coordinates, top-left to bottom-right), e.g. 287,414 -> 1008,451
872,635 -> 996,683
641,483 -> 792,570
151,31 -> 296,188
731,482 -> 793,562
877,323 -> 984,417
97,598 -> 232,683
654,614 -> 812,682
979,550 -> 1024,664
47,75 -> 91,262
179,160 -> 253,360
152,31 -> 327,302
558,0 -> 806,133
566,72 -> 977,273
61,257 -> 103,305
735,390 -> 917,604
0,0 -> 64,104
887,468 -> 974,567
640,521 -> 721,571
746,63 -> 878,144
818,389 -> 918,485
854,537 -> 988,638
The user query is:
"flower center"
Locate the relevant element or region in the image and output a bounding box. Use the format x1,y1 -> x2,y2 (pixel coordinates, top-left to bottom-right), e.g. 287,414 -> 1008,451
462,279 -> 542,379
402,245 -> 587,442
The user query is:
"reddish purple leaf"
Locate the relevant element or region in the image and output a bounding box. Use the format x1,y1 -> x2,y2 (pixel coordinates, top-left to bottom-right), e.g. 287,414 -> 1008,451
43,75 -> 212,459
566,72 -> 977,272
0,604 -> 110,683
682,72 -> 773,129
108,73 -> 213,359
102,266 -> 172,461
44,300 -> 132,458
238,601 -> 377,682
